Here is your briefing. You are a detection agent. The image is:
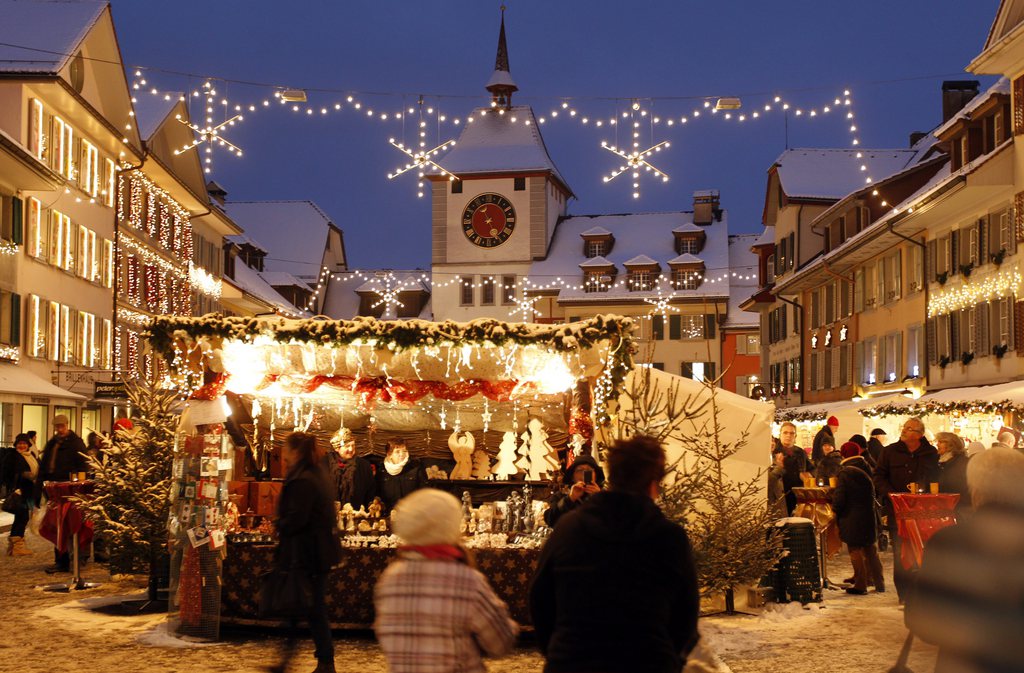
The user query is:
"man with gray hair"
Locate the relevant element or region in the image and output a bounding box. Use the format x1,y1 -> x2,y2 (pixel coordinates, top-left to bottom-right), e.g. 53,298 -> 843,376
905,447 -> 1024,672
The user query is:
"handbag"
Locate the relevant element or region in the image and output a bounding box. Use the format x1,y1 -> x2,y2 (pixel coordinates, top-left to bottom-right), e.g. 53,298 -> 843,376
258,566 -> 312,619
887,633 -> 915,673
2,488 -> 23,514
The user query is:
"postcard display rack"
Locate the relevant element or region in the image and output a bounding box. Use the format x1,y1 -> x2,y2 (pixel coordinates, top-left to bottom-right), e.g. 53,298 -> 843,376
167,429 -> 233,640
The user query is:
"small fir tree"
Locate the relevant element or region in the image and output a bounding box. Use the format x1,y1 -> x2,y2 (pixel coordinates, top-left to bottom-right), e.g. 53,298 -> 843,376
492,431 -> 519,479
471,449 -> 492,480
75,381 -> 178,574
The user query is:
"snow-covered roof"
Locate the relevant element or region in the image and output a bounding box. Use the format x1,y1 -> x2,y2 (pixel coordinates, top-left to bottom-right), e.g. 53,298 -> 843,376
580,226 -> 612,236
226,233 -> 268,253
531,211 -> 731,302
752,227 -> 774,248
933,77 -> 1010,137
486,69 -> 517,89
0,1 -> 104,73
667,253 -> 704,265
224,200 -> 336,280
320,270 -> 432,320
672,222 -> 704,234
261,271 -> 311,290
773,148 -> 918,200
579,256 -> 615,269
132,94 -> 178,141
436,105 -> 572,194
230,262 -> 307,316
725,234 -> 759,328
623,254 -> 658,266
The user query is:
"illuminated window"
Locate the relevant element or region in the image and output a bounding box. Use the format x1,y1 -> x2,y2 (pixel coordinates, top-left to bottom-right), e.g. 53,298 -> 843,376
29,295 -> 43,358
460,276 -> 474,306
28,99 -> 44,159
26,197 -> 44,258
81,140 -> 99,197
502,275 -> 516,304
46,300 -> 59,361
60,305 -> 72,363
103,239 -> 114,288
104,158 -> 116,207
481,277 -> 495,305
101,318 -> 112,370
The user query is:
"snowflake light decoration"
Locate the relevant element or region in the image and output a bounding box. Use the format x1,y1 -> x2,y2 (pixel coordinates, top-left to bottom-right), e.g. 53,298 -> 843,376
173,81 -> 243,174
387,138 -> 456,197
371,273 -> 404,320
601,140 -> 670,199
509,294 -> 540,322
644,288 -> 680,321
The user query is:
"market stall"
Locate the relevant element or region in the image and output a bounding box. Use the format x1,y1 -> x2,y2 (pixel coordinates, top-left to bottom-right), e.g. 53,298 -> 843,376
774,393 -> 915,449
146,314 -> 634,636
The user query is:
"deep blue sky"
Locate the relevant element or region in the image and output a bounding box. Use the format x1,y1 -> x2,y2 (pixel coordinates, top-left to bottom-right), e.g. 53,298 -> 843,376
112,1 -> 999,269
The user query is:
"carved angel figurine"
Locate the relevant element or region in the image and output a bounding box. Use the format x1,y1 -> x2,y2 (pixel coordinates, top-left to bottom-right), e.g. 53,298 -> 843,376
448,430 -> 475,480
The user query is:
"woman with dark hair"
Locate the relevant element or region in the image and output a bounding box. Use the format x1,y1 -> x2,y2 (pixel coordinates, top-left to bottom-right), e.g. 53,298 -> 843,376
377,439 -> 427,513
543,455 -> 606,528
3,434 -> 37,556
270,432 -> 341,673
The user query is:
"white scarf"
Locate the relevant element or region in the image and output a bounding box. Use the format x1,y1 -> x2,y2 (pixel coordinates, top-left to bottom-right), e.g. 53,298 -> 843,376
19,449 -> 39,480
384,454 -> 408,476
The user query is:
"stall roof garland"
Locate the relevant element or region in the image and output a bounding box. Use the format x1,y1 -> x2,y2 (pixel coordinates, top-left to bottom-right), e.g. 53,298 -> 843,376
774,408 -> 830,423
860,399 -> 1024,419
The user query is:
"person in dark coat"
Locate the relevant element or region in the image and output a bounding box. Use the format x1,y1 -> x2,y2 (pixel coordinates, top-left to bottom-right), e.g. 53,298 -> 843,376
530,436 -> 699,673
377,439 -> 426,513
543,454 -> 605,528
813,440 -> 842,482
271,432 -> 341,673
934,432 -> 970,513
323,428 -> 376,510
3,434 -> 38,556
36,414 -> 88,573
811,416 -> 839,465
776,422 -> 809,515
865,428 -> 887,469
832,442 -> 884,594
905,447 -> 1024,673
873,417 -> 939,602
767,448 -> 787,520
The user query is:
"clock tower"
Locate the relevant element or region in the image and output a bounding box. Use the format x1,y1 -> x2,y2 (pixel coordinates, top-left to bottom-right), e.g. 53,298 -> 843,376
428,9 -> 573,321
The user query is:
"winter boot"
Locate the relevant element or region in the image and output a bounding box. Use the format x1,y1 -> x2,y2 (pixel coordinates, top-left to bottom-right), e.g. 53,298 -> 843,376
5,536 -> 12,556
10,536 -> 32,556
313,660 -> 337,673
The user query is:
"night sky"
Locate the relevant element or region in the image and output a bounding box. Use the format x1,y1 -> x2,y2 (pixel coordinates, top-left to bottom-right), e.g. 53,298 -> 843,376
111,1 -> 999,270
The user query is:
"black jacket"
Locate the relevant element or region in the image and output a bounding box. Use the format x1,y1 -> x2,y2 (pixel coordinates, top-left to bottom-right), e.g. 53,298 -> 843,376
274,462 -> 341,575
779,447 -> 807,516
322,451 -> 376,510
544,455 -> 606,528
814,450 -> 843,481
35,432 -> 87,502
530,490 -> 699,673
905,503 -> 1024,673
377,459 -> 427,511
2,450 -> 36,504
812,426 -> 835,465
937,452 -> 971,511
832,457 -> 876,547
873,439 -> 940,515
865,437 -> 885,469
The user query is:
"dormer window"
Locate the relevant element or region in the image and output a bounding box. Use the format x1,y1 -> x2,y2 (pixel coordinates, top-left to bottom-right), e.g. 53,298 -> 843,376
580,226 -> 614,258
628,269 -> 653,291
579,257 -> 616,293
623,255 -> 660,292
672,224 -> 706,255
668,254 -> 705,291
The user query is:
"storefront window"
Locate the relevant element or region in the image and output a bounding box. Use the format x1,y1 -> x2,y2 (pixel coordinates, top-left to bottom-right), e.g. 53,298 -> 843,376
21,404 -> 48,442
55,405 -> 77,433
82,407 -> 101,438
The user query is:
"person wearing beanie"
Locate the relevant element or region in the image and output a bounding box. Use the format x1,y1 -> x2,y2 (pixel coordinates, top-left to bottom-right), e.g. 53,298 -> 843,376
814,439 -> 842,481
375,489 -> 518,673
833,440 -> 884,594
866,428 -> 887,468
543,454 -> 605,528
3,434 -> 38,556
848,434 -> 868,451
812,416 -> 839,466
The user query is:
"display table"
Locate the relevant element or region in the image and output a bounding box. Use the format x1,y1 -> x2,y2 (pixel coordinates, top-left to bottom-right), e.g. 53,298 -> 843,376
39,480 -> 99,592
791,486 -> 841,589
221,542 -> 539,628
889,493 -> 960,570
428,479 -> 554,506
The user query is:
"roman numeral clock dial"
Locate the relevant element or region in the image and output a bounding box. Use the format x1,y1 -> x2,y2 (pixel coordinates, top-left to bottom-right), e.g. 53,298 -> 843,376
462,193 -> 516,248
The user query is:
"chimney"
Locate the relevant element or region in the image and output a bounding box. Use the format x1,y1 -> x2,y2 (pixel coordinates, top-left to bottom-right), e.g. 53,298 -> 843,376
909,131 -> 928,147
693,190 -> 720,225
206,180 -> 228,206
942,80 -> 980,123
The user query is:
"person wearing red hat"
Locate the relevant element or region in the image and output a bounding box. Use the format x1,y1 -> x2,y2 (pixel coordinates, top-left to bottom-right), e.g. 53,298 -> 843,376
833,442 -> 884,594
812,416 -> 839,466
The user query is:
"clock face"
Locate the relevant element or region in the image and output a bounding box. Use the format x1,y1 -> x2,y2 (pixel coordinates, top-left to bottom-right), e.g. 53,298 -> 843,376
462,193 -> 516,248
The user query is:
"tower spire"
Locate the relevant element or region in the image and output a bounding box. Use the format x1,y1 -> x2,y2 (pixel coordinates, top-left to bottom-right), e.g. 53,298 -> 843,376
485,5 -> 518,109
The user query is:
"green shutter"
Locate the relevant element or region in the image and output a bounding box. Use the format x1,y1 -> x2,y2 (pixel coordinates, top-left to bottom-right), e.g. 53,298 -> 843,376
652,315 -> 664,340
10,293 -> 20,346
11,197 -> 23,244
669,314 -> 681,340
704,314 -> 716,339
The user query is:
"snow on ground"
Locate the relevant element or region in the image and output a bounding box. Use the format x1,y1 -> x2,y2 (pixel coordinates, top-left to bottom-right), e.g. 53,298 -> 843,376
0,532 -> 938,673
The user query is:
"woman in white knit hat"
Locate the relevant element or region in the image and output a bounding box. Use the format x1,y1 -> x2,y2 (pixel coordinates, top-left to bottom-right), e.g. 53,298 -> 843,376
374,488 -> 518,673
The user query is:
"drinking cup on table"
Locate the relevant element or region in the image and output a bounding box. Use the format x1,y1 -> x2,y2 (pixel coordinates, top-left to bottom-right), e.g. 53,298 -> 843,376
907,482 -> 917,494
929,482 -> 939,494
70,473 -> 79,482
78,472 -> 87,482
828,477 -> 837,488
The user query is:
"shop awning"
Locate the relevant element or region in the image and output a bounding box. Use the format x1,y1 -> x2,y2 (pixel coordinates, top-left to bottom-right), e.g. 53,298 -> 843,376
0,363 -> 86,402
776,393 -> 915,423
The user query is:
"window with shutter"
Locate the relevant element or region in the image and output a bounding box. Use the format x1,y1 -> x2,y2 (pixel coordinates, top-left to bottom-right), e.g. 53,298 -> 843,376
968,224 -> 979,266
841,279 -> 852,317
926,239 -> 937,283
840,344 -> 850,387
788,233 -> 795,269
1014,301 -> 1024,354
977,302 -> 990,356
704,314 -> 716,339
669,314 -> 681,340
950,230 -> 960,275
1016,192 -> 1024,244
950,312 -> 960,357
652,315 -> 664,340
809,353 -> 818,391
854,341 -> 864,384
854,269 -> 864,311
907,324 -> 922,377
927,317 -> 937,364
781,304 -> 788,336
825,283 -> 836,324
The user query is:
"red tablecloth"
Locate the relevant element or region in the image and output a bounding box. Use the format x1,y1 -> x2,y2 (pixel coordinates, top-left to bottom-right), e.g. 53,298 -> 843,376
890,493 -> 959,570
39,481 -> 95,553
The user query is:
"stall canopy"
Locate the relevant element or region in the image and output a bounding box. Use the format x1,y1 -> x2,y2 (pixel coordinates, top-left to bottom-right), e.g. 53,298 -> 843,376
147,315 -> 634,436
862,381 -> 1024,420
0,363 -> 86,402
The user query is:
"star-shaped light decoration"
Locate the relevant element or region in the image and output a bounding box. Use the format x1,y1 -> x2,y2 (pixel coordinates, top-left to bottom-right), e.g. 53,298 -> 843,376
509,294 -> 540,322
643,288 -> 681,321
600,140 -> 670,199
371,273 -> 404,320
481,399 -> 492,434
174,81 -> 243,175
387,138 -> 457,198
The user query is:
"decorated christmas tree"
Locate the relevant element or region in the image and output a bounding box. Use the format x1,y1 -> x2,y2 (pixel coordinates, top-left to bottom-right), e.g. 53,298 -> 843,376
471,449 -> 492,480
75,381 -> 178,574
492,431 -> 519,479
